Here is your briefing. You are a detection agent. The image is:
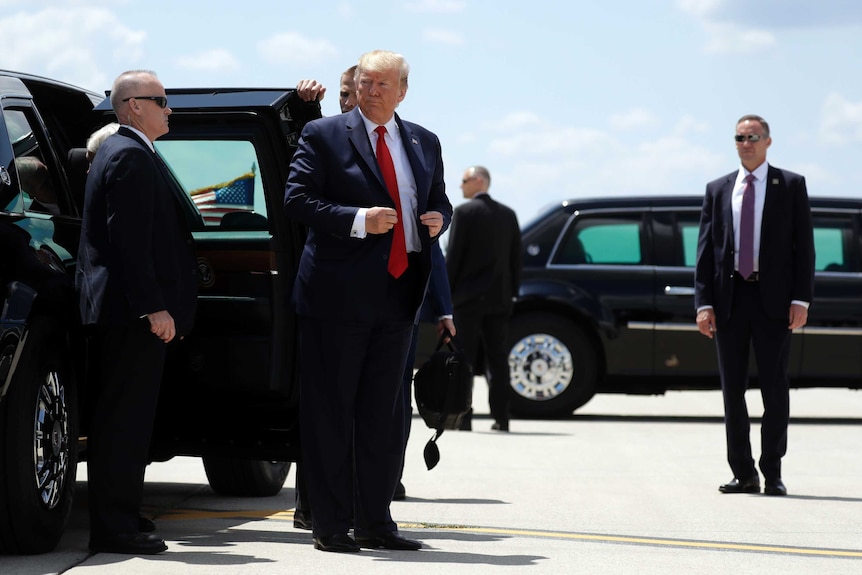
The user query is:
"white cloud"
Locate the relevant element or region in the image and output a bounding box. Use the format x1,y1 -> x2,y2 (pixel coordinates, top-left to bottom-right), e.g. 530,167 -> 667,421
257,32 -> 338,66
819,92 -> 862,145
405,0 -> 466,13
0,6 -> 144,91
176,49 -> 240,72
702,22 -> 776,54
422,28 -> 465,46
468,110 -> 726,223
609,108 -> 661,131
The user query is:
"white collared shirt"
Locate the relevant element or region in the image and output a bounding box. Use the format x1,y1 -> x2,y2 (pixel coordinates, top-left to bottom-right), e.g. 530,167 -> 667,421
732,162 -> 768,273
350,110 -> 420,252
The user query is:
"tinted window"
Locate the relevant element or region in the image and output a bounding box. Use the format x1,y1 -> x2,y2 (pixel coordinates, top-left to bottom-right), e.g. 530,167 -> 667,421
156,139 -> 266,229
555,215 -> 642,265
3,109 -> 67,216
812,213 -> 859,272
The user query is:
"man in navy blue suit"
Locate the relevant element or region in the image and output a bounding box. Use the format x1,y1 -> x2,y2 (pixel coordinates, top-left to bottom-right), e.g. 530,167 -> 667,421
284,50 -> 452,553
77,70 -> 198,555
695,114 -> 814,497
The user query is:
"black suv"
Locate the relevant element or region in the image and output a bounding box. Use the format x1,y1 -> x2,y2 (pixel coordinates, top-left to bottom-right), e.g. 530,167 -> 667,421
501,195 -> 862,417
0,71 -> 319,553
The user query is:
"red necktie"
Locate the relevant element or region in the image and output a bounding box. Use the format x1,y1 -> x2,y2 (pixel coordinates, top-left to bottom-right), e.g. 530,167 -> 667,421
738,174 -> 756,279
375,125 -> 408,278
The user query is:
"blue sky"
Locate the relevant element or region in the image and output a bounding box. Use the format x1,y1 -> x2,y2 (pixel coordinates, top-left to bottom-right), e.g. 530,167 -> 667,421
3,0 -> 862,233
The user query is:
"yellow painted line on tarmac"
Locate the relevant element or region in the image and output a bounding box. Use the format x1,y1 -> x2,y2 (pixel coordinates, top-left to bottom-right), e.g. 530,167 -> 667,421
157,509 -> 862,559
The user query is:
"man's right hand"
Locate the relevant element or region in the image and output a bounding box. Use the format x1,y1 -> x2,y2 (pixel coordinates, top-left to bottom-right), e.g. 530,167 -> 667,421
296,79 -> 326,102
147,310 -> 177,343
365,206 -> 399,234
696,308 -> 716,339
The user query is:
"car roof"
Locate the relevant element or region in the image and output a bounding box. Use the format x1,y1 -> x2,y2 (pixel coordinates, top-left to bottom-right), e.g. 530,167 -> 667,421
93,87 -> 300,113
543,194 -> 862,212
0,69 -> 102,105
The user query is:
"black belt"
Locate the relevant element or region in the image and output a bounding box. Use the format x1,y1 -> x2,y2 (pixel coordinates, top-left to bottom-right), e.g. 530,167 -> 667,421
734,271 -> 759,282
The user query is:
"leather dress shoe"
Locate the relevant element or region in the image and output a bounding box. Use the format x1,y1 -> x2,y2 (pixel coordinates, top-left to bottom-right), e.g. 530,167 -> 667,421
355,531 -> 421,550
719,475 -> 760,494
138,515 -> 156,533
764,479 -> 788,496
458,410 -> 472,431
293,510 -> 313,530
491,420 -> 509,432
313,533 -> 360,553
90,533 -> 167,555
393,481 -> 406,501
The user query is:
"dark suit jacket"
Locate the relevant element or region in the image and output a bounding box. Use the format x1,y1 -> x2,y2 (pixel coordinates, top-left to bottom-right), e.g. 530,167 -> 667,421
284,108 -> 452,322
694,164 -> 815,322
447,194 -> 522,314
77,127 -> 198,335
418,242 -> 453,323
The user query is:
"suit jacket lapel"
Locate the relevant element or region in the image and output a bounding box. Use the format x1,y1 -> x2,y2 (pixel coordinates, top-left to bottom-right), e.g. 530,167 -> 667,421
721,171 -> 736,252
395,114 -> 428,201
345,109 -> 391,202
761,164 -> 781,247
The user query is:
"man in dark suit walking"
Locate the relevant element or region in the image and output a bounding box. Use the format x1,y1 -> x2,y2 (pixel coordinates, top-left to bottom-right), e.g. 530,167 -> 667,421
446,166 -> 522,432
284,50 -> 452,553
695,114 -> 815,497
77,70 -> 198,554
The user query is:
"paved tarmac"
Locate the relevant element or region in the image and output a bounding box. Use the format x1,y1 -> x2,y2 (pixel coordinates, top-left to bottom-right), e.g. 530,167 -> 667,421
3,383 -> 862,575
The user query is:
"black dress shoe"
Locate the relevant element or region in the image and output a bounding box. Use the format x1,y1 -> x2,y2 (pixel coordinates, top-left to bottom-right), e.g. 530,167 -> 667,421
458,410 -> 472,431
293,509 -> 313,530
393,481 -> 406,501
138,515 -> 156,533
313,533 -> 360,553
90,533 -> 167,555
764,479 -> 788,496
719,475 -> 760,494
355,531 -> 421,550
491,420 -> 509,432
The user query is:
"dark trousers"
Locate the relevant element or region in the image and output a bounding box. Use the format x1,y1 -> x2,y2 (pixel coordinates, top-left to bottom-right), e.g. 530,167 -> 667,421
298,316 -> 412,538
714,278 -> 791,481
86,321 -> 165,541
454,308 -> 512,423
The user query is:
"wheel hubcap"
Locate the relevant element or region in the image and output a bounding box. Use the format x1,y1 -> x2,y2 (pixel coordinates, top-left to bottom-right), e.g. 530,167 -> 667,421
33,371 -> 70,509
509,333 -> 574,401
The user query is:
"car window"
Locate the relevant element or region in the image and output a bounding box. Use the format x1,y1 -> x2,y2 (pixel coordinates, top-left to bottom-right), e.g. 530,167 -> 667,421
812,213 -> 859,272
680,221 -> 700,268
155,139 -> 266,229
555,215 -> 642,265
3,109 -> 67,216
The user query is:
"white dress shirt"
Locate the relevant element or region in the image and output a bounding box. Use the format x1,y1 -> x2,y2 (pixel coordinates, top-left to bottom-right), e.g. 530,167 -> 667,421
349,110 -> 420,253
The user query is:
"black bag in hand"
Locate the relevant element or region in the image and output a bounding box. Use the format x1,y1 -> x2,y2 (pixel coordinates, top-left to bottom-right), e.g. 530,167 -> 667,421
413,331 -> 473,470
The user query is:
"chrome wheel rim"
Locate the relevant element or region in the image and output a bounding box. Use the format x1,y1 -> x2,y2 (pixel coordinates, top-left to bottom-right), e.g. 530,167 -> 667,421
509,333 -> 574,401
33,370 -> 70,509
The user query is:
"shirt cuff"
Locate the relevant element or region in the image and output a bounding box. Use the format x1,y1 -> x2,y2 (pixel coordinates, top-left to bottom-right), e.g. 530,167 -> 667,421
351,208 -> 367,238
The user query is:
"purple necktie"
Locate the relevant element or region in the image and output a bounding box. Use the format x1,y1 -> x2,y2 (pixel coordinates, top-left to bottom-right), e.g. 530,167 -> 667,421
738,174 -> 756,279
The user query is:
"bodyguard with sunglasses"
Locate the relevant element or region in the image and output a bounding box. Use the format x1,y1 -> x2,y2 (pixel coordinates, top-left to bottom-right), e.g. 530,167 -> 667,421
694,114 -> 814,497
78,70 -> 198,554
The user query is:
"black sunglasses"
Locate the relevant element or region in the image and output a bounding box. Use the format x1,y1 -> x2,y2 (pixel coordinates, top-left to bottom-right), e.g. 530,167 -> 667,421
122,96 -> 168,109
734,134 -> 763,143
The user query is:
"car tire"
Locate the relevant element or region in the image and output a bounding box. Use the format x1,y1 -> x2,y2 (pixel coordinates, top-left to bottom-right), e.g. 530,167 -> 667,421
0,317 -> 77,554
202,457 -> 291,497
506,313 -> 598,418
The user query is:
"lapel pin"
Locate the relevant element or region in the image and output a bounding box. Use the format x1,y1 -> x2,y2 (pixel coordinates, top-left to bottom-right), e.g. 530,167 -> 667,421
772,178 -> 779,184
412,137 -> 418,145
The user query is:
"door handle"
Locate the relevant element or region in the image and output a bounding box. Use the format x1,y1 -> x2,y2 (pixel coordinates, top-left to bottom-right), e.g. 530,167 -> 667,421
664,286 -> 695,296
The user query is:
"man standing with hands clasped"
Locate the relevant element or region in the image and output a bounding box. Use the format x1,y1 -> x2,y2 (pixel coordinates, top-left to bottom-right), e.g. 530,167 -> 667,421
695,114 -> 814,497
446,165 -> 521,432
284,50 -> 451,553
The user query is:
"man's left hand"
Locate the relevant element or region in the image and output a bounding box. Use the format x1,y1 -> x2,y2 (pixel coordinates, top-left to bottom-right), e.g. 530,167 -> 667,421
788,303 -> 808,331
420,211 -> 444,238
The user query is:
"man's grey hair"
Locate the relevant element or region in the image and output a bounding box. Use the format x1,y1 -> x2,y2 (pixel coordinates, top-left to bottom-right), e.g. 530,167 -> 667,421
110,70 -> 159,113
469,165 -> 491,187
